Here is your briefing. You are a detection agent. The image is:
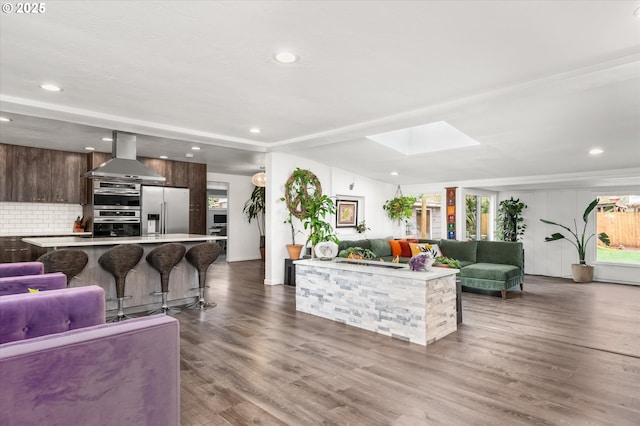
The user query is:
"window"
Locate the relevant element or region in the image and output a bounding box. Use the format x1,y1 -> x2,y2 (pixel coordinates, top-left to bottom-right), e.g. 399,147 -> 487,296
414,193 -> 442,239
465,193 -> 493,241
595,195 -> 640,265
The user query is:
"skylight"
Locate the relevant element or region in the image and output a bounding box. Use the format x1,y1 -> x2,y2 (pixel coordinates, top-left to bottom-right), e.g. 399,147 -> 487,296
366,121 -> 480,155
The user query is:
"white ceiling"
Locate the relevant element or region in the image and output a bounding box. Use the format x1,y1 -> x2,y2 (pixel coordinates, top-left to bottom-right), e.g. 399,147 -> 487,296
1,1 -> 639,188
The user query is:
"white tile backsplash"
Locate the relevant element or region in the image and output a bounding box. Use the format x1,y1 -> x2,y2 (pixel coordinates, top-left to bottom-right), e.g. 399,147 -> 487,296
0,202 -> 83,235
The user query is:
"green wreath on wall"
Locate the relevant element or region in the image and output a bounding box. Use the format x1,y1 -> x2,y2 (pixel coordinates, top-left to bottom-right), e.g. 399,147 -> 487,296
284,168 -> 322,219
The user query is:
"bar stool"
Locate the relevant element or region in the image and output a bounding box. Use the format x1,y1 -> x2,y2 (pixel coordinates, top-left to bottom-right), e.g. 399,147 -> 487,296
37,249 -> 89,286
146,243 -> 186,315
98,244 -> 144,322
185,242 -> 221,310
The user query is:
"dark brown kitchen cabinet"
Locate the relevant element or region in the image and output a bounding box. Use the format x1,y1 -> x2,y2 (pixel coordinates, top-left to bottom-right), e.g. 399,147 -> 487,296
0,144 -> 10,201
138,158 -> 167,186
87,151 -> 112,169
51,150 -> 86,204
10,145 -> 52,202
170,161 -> 190,188
83,151 -> 112,204
0,236 -> 47,263
188,163 -> 207,234
138,157 -> 191,188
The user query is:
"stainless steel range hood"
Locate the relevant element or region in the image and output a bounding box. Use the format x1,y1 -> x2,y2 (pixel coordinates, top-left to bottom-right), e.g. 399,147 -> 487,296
84,131 -> 166,183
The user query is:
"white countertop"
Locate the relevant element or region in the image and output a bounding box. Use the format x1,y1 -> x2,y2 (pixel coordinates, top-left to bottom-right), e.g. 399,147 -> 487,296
1,232 -> 92,237
23,233 -> 227,248
294,258 -> 459,280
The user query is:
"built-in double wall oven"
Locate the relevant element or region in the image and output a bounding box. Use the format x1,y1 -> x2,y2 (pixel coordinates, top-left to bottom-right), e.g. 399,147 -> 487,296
92,181 -> 142,237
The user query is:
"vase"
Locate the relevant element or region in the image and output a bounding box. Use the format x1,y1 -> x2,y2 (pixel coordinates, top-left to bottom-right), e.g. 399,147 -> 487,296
286,244 -> 303,260
571,264 -> 594,283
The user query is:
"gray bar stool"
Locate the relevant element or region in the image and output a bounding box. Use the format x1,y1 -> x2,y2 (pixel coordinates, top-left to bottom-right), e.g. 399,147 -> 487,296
98,244 -> 144,322
185,242 -> 221,310
37,249 -> 89,286
146,243 -> 186,315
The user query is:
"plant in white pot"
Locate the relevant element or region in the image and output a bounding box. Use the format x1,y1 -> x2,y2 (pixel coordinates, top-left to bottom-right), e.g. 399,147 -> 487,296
282,168 -> 339,258
540,198 -> 610,282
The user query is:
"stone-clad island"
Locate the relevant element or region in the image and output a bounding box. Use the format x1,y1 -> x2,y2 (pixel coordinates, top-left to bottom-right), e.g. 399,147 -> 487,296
295,258 -> 459,346
23,234 -> 226,314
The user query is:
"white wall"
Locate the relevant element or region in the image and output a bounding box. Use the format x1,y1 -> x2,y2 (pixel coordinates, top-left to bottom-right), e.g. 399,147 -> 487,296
264,152 -> 397,285
500,186 -> 640,286
207,172 -> 261,262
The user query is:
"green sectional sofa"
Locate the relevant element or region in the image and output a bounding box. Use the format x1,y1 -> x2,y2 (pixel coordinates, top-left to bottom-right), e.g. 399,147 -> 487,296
338,237 -> 524,299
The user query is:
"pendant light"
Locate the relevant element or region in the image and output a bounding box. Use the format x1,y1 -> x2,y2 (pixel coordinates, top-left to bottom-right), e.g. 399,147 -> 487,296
251,170 -> 266,187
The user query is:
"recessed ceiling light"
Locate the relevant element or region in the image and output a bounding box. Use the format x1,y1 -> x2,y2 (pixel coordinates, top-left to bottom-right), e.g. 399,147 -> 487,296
589,148 -> 604,155
159,155 -> 168,159
250,128 -> 261,134
101,137 -> 113,142
274,51 -> 298,64
191,146 -> 201,151
390,171 -> 399,176
185,153 -> 194,158
84,146 -> 95,151
0,117 -> 12,122
39,83 -> 62,92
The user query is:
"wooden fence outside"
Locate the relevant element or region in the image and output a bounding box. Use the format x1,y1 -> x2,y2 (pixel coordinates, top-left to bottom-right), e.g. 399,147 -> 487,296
597,211 -> 640,248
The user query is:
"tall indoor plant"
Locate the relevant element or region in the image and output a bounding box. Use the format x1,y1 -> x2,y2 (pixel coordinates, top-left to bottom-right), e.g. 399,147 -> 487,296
301,193 -> 339,255
540,198 -> 610,282
284,168 -> 338,258
497,197 -> 527,241
283,209 -> 304,259
243,185 -> 266,260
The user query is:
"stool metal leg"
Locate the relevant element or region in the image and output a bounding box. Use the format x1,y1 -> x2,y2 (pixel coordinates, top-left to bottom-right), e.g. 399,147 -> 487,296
149,292 -> 181,315
187,287 -> 217,310
108,297 -> 132,322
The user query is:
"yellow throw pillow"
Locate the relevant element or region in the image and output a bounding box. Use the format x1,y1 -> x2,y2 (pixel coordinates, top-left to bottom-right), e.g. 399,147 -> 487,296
409,242 -> 426,256
409,243 -> 443,258
28,288 -> 40,293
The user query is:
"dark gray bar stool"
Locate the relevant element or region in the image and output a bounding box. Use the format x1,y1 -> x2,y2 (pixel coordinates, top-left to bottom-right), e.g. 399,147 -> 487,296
38,249 -> 89,286
146,243 -> 186,315
98,244 -> 144,322
185,242 -> 221,310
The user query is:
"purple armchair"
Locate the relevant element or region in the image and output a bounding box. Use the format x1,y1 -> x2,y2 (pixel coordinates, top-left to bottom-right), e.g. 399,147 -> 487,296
0,261 -> 44,278
0,272 -> 67,296
0,286 -> 180,426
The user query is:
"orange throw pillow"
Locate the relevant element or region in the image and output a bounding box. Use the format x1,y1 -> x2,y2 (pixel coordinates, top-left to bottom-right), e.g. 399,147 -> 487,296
388,240 -> 401,257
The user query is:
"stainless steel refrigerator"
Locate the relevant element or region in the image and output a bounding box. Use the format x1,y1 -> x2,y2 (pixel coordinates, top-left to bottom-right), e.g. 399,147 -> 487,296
141,186 -> 190,235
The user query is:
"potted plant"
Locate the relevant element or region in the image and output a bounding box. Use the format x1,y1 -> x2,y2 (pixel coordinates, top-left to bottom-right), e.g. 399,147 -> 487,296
283,210 -> 304,260
301,193 -> 339,257
496,197 -> 527,241
355,220 -> 370,234
243,185 -> 266,260
383,186 -> 416,224
540,198 -> 610,282
338,246 -> 376,260
283,168 -> 339,258
433,257 -> 462,269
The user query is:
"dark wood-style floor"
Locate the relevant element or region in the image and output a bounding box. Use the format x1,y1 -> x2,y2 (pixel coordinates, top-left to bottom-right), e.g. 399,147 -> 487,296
177,260 -> 640,425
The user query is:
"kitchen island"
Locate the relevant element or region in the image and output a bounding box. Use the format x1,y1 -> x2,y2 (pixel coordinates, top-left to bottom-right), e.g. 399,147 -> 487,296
23,234 -> 227,314
295,258 -> 458,346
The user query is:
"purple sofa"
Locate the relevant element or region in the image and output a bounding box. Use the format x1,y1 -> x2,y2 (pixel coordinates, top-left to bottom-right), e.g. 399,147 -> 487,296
0,272 -> 67,296
0,286 -> 180,426
0,261 -> 44,278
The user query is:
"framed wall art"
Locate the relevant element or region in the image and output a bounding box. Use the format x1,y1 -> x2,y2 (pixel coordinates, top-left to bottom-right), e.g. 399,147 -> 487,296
336,199 -> 358,228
